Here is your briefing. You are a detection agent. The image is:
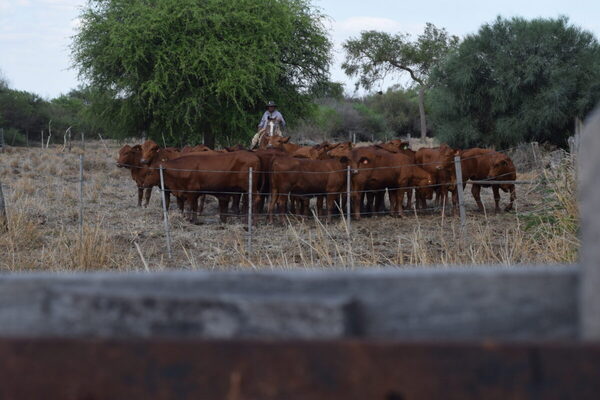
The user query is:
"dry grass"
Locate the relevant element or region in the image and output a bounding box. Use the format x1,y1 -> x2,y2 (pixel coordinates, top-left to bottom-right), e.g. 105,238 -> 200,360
0,141 -> 579,271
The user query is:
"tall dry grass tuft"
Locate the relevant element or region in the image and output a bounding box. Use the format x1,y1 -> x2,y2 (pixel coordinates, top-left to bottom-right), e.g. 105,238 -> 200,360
60,225 -> 120,271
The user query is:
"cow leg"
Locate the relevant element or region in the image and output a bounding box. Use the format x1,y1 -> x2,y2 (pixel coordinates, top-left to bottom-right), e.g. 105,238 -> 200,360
492,185 -> 501,213
188,195 -> 200,224
352,191 -> 362,220
375,191 -> 385,215
404,189 -> 413,210
177,196 -> 185,214
143,188 -> 152,208
277,195 -> 288,223
166,191 -> 171,210
316,196 -> 324,216
231,194 -> 241,215
365,192 -> 374,216
218,196 -> 229,223
505,185 -> 516,212
326,194 -> 337,222
396,189 -> 405,217
471,184 -> 484,212
267,191 -> 278,224
137,187 -> 144,207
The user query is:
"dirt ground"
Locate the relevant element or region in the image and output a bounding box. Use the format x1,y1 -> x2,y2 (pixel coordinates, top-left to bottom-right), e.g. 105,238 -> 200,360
0,140 -> 578,271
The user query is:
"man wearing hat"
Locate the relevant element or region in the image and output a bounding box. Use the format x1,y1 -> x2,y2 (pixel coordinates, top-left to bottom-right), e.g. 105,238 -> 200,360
251,101 -> 286,149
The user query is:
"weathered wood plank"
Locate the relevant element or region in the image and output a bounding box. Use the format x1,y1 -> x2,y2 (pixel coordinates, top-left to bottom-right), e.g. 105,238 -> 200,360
0,266 -> 577,340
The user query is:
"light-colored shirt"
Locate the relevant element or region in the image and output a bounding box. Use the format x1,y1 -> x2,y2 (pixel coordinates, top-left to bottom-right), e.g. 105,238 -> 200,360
258,110 -> 286,129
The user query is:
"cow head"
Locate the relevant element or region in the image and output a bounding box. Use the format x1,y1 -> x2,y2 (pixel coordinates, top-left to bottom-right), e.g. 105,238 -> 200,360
379,139 -> 409,153
435,144 -> 456,171
265,136 -> 291,149
117,144 -> 142,168
326,142 -> 353,158
415,170 -> 435,200
488,154 -> 515,181
140,139 -> 160,165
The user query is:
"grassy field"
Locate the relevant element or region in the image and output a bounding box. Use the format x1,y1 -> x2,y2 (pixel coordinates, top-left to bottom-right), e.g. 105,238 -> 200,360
0,140 -> 578,271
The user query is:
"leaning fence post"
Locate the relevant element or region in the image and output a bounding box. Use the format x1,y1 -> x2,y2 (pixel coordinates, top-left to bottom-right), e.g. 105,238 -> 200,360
454,155 -> 466,231
0,180 -> 8,232
78,154 -> 84,239
247,167 -> 253,254
346,165 -> 351,231
159,166 -> 173,260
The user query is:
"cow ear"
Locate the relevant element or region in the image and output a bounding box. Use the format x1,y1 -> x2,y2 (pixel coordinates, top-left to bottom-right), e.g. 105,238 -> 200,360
283,137 -> 291,143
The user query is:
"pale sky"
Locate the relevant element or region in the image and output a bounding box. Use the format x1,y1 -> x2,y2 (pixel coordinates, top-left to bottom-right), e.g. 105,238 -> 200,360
1,0 -> 599,99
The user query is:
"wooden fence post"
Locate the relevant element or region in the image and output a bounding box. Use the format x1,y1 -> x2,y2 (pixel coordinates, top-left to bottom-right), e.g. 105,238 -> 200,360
79,155 -> 84,240
0,128 -> 4,153
247,167 -> 253,254
454,155 -> 466,231
159,166 -> 173,260
0,180 -> 8,232
346,165 -> 352,231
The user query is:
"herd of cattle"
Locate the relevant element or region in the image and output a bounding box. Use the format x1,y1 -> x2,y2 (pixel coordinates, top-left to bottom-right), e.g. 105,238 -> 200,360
116,137 -> 517,224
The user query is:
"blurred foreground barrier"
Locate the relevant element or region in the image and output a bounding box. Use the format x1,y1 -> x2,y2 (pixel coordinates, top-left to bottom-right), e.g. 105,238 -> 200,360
0,108 -> 599,398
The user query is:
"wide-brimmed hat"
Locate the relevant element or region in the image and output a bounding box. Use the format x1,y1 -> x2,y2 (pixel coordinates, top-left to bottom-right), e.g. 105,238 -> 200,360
266,101 -> 277,108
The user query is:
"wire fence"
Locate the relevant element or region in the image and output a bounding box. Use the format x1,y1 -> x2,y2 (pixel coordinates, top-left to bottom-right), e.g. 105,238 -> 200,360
0,142 -> 546,259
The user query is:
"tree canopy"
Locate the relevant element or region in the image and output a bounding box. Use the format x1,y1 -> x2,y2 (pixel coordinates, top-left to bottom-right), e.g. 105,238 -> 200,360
71,0 -> 332,147
428,16 -> 600,148
342,23 -> 459,139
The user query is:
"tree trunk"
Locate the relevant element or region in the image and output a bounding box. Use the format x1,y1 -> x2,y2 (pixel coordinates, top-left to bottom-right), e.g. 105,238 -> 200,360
418,86 -> 427,139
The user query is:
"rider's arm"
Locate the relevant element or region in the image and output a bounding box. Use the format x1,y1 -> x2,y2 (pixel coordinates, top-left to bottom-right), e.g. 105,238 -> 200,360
258,111 -> 268,129
277,111 -> 286,128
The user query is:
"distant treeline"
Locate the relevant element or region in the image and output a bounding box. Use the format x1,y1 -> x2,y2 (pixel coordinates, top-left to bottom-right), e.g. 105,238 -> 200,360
2,9 -> 600,149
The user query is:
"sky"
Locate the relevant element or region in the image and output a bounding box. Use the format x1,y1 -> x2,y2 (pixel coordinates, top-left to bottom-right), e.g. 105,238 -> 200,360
1,0 -> 600,99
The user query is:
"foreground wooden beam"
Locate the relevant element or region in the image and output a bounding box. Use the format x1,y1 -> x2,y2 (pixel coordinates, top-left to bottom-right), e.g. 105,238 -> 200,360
0,338 -> 598,400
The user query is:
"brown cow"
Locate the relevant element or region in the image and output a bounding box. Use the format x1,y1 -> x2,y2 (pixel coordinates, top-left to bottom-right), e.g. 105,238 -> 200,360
261,136 -> 302,153
181,144 -> 213,153
458,148 -> 516,212
328,145 -> 414,219
414,144 -> 456,211
292,142 -> 332,160
142,152 -> 261,223
116,144 -> 152,207
137,140 -> 185,210
268,156 -> 350,223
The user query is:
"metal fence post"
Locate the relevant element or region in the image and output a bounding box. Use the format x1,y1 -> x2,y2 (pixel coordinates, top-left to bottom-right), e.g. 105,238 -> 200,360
159,166 -> 173,259
78,154 -> 84,239
0,180 -> 8,232
41,130 -> 44,149
454,156 -> 466,231
346,165 -> 351,231
81,132 -> 85,151
247,167 -> 253,254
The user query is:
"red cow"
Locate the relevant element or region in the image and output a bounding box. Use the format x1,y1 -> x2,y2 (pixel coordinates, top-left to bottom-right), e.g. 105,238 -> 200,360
458,148 -> 517,212
116,144 -> 152,207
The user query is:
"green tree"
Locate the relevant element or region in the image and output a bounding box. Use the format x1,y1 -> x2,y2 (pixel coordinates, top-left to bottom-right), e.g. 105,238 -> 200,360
363,86 -> 420,137
72,0 -> 332,147
429,16 -> 600,148
342,23 -> 459,139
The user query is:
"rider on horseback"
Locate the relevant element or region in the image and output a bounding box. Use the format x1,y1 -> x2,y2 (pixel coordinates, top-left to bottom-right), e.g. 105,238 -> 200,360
251,101 -> 286,149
